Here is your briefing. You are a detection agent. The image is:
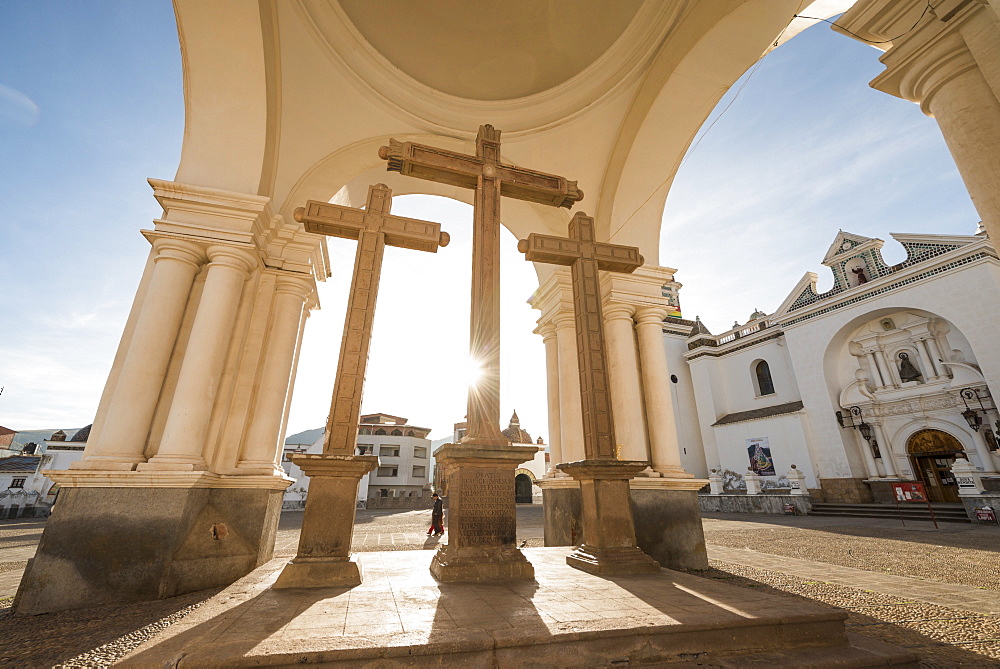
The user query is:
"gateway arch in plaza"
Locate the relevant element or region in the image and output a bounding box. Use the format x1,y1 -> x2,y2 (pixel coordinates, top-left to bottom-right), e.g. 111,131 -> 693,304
16,0 -> 1000,614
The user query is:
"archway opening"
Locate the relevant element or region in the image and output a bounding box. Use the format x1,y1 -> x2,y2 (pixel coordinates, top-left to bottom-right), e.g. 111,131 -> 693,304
514,473 -> 534,504
906,429 -> 963,503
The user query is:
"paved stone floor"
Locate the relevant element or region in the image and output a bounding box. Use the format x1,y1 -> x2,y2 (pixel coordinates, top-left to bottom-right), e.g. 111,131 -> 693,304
1,509 -> 1000,666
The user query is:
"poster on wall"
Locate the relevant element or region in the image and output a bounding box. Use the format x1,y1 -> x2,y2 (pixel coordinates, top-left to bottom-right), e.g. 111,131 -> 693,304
746,437 -> 775,475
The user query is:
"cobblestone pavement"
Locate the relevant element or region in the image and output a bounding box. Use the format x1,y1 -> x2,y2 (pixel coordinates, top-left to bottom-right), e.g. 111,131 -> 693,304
1,509 -> 1000,666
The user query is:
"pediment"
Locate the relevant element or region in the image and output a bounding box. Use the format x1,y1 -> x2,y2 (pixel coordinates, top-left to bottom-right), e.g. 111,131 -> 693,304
822,230 -> 882,265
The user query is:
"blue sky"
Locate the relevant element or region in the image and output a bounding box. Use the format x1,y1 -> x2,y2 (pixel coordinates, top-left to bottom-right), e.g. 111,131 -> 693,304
0,3 -> 979,439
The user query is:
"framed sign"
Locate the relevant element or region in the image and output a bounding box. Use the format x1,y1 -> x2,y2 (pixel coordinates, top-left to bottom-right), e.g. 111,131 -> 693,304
746,437 -> 775,476
892,482 -> 927,502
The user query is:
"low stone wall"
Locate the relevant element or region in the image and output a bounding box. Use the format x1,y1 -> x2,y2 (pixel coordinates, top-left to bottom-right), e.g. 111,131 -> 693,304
698,494 -> 811,515
365,496 -> 434,510
960,494 -> 1000,524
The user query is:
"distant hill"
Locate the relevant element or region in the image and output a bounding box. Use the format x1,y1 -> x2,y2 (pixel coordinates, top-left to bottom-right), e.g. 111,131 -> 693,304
10,428 -> 85,449
285,427 -> 323,445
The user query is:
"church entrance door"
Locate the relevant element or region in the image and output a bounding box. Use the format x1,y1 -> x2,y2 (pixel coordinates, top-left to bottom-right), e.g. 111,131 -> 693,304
515,473 -> 533,504
906,429 -> 964,503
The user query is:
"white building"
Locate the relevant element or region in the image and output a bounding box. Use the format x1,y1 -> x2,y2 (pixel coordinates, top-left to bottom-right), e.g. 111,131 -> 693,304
283,413 -> 433,509
675,228 -> 1000,505
449,412 -> 548,504
0,426 -> 89,518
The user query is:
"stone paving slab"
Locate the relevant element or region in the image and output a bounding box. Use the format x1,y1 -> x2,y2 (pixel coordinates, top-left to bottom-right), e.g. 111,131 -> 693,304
709,545 -> 1000,616
121,547 -> 915,667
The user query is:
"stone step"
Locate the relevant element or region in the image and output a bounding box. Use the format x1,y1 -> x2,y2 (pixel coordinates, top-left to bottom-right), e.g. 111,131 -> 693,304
810,502 -> 970,523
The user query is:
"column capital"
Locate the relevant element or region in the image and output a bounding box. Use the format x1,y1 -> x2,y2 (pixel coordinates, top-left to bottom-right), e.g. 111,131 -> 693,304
603,302 -> 636,321
151,237 -> 205,268
207,244 -> 258,274
533,322 -> 557,340
634,306 -> 669,325
273,272 -> 315,300
552,310 -> 577,330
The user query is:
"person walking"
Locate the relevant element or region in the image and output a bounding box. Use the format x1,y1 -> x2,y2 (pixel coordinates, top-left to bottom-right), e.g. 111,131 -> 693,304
427,493 -> 444,536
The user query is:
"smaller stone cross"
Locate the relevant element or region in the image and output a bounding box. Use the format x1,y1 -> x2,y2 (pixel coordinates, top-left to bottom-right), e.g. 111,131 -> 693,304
519,211 -> 660,575
274,183 -> 448,589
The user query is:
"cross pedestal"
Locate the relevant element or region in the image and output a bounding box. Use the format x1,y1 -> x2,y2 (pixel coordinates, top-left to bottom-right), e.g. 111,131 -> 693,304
273,454 -> 378,588
558,460 -> 660,575
430,442 -> 539,582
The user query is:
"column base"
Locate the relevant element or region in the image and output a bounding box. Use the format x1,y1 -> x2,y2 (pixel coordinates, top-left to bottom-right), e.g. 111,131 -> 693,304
567,545 -> 661,576
273,556 -> 362,589
430,545 -> 534,582
13,485 -> 283,615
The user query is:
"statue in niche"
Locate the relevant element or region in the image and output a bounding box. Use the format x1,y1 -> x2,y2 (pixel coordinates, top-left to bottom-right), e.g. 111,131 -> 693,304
851,266 -> 869,284
898,351 -> 923,383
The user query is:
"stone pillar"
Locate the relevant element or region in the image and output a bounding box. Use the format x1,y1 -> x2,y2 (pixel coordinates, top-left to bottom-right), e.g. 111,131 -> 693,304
236,273 -> 313,475
874,349 -> 898,387
744,470 -> 762,495
924,336 -> 947,377
952,456 -> 987,495
865,350 -> 888,389
872,422 -> 899,478
73,238 -> 204,470
536,323 -> 563,475
635,306 -> 689,477
837,0 -> 1000,233
786,465 -> 807,496
708,469 -> 723,495
554,312 -> 585,463
140,245 -> 256,471
914,338 -> 939,381
856,430 -> 881,479
603,303 -> 650,463
973,428 -> 999,474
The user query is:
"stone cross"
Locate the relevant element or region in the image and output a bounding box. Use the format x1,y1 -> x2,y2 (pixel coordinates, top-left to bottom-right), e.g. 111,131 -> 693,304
380,125 -> 582,445
273,183 -> 448,590
518,211 -> 643,459
296,183 -> 449,456
519,211 -> 660,575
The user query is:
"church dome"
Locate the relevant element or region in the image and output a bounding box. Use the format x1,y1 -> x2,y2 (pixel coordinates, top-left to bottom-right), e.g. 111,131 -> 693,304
501,410 -> 533,444
49,430 -> 67,442
70,424 -> 93,442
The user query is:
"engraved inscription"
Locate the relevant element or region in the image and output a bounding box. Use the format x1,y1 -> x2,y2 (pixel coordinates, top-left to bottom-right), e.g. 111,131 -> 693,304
457,469 -> 514,545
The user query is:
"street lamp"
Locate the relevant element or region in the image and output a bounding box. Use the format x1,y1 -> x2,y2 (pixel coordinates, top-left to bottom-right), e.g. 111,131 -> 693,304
960,388 -> 986,432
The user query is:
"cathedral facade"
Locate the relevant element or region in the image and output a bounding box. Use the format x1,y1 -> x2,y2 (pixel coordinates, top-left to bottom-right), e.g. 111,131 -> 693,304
671,227 -> 1000,504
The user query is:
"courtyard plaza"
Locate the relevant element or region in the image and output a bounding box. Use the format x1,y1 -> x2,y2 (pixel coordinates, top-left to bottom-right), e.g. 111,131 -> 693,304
0,509 -> 999,666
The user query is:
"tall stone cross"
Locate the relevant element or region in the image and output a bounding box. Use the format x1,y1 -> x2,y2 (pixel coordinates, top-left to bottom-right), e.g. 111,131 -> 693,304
274,183 -> 449,590
519,211 -> 661,576
380,125 -> 582,446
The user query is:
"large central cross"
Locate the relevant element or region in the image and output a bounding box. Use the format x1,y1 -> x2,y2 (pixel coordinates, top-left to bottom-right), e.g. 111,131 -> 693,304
519,211 -> 661,576
274,183 -> 448,589
380,125 -> 582,445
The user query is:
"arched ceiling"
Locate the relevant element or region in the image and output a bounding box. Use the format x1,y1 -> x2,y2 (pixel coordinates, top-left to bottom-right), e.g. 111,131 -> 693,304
336,0 -> 644,100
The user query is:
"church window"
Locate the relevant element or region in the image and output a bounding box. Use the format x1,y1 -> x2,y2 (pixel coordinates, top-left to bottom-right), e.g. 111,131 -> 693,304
414,447 -> 427,459
10,478 -> 25,489
755,361 -> 775,396
379,446 -> 400,457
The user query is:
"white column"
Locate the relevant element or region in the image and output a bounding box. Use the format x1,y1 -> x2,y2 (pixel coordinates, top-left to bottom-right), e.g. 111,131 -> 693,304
855,431 -> 880,480
554,312 -> 584,464
972,428 -> 999,474
74,238 -> 204,470
536,323 -> 562,475
872,422 -> 898,477
924,336 -> 947,377
874,349 -> 898,387
635,306 -> 689,477
236,274 -> 312,475
140,245 -> 256,470
914,338 -> 938,381
603,303 -> 649,463
865,350 -> 887,389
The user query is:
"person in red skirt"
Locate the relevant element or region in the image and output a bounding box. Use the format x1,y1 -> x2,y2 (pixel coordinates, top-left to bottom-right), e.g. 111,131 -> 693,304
427,492 -> 444,536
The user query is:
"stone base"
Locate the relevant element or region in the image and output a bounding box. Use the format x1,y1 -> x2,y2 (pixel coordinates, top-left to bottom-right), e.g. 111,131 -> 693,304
429,545 -> 535,582
566,544 -> 661,575
699,493 -> 813,515
820,477 -> 876,503
273,556 -> 362,589
13,485 -> 283,615
122,548 -> 918,668
541,480 -> 709,571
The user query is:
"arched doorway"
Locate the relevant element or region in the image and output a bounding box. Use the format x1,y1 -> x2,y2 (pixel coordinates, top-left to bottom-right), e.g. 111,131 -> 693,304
514,473 -> 534,504
906,429 -> 964,503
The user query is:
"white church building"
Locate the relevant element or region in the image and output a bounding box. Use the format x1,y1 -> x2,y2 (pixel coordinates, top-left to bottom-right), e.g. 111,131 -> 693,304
669,227 -> 1000,505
